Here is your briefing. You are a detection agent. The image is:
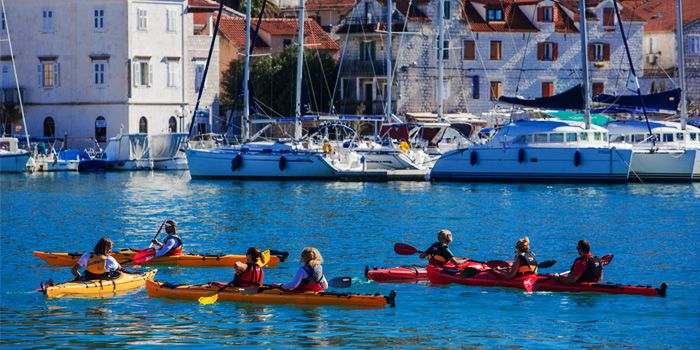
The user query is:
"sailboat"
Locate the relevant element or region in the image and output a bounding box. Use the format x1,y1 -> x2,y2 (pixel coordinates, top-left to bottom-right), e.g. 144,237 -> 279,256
186,0 -> 362,179
430,0 -> 633,182
0,0 -> 33,173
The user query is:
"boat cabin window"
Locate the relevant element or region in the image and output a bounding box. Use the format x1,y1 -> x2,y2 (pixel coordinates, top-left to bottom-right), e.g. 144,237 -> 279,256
549,133 -> 564,142
0,141 -> 10,151
593,132 -> 601,141
534,134 -> 548,143
676,133 -> 684,141
691,133 -> 698,141
579,132 -> 588,141
566,133 -> 577,142
662,133 -> 673,142
609,134 -> 624,143
633,134 -> 646,143
514,135 -> 527,143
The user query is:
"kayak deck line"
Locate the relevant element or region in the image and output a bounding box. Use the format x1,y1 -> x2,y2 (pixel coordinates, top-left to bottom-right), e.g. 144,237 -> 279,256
40,269 -> 158,298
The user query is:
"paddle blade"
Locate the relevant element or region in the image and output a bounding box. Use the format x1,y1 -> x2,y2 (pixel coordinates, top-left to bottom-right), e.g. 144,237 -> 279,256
600,254 -> 613,266
538,260 -> 557,269
198,293 -> 219,305
523,275 -> 537,293
394,243 -> 419,255
485,260 -> 510,269
257,250 -> 271,267
133,248 -> 156,264
328,277 -> 352,288
460,267 -> 481,278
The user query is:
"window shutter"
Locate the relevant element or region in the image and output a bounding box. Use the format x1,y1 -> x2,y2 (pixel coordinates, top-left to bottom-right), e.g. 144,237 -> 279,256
552,43 -> 558,61
370,41 -> 376,61
472,76 -> 479,99
133,62 -> 140,86
603,43 -> 610,61
37,64 -> 42,86
588,44 -> 595,61
537,7 -> 544,21
148,63 -> 153,86
553,6 -> 558,23
54,63 -> 60,87
537,43 -> 544,60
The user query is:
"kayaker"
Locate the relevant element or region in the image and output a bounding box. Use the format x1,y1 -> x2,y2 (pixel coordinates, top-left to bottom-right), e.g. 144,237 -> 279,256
419,229 -> 468,267
498,237 -> 538,279
71,237 -> 126,280
151,220 -> 183,257
231,247 -> 265,287
279,247 -> 328,292
554,240 -> 603,284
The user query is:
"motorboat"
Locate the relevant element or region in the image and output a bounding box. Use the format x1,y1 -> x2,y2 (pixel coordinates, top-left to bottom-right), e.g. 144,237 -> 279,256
103,133 -> 188,171
31,136 -> 79,172
0,137 -> 31,173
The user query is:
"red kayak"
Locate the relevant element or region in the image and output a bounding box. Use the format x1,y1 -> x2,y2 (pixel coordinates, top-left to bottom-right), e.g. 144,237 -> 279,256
426,265 -> 667,297
366,260 -> 494,283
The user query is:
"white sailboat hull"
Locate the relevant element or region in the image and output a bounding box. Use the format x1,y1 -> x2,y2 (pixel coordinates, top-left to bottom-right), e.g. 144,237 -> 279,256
0,152 -> 30,173
627,149 -> 698,181
186,147 -> 341,179
355,150 -> 424,171
34,157 -> 79,172
431,147 -> 633,182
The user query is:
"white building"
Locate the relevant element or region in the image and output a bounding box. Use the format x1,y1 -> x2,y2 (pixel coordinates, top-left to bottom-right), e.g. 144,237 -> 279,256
0,0 -> 220,145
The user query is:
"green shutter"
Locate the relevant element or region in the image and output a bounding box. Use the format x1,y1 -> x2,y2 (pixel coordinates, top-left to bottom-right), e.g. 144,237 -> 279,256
370,41 -> 376,61
444,1 -> 450,19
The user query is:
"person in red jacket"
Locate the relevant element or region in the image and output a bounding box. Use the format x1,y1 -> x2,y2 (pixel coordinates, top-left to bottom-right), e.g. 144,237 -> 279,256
554,240 -> 603,284
231,247 -> 264,287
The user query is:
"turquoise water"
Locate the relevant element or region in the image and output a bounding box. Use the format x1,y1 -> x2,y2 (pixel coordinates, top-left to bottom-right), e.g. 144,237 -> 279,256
1,172 -> 699,348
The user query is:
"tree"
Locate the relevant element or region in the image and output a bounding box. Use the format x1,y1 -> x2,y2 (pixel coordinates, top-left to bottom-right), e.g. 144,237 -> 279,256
222,0 -> 280,18
221,46 -> 338,119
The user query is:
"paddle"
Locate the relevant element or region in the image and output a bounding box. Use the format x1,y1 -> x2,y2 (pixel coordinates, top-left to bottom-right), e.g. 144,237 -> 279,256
394,242 -> 509,268
460,260 -> 558,278
131,221 -> 167,264
198,250 -> 271,305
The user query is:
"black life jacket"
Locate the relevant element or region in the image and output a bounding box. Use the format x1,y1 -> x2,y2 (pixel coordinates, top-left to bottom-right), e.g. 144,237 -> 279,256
573,255 -> 602,283
515,251 -> 538,276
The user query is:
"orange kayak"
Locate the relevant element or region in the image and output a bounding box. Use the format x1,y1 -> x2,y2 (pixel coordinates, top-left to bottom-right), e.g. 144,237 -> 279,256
33,249 -> 288,268
146,279 -> 396,308
41,270 -> 157,298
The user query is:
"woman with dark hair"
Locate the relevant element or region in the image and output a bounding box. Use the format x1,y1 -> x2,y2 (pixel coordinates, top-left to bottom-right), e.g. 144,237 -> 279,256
231,247 -> 265,287
71,237 -> 125,280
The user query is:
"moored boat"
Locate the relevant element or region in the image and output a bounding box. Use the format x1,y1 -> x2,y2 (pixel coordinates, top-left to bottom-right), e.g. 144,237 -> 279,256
146,279 -> 396,308
41,269 -> 157,298
0,137 -> 31,173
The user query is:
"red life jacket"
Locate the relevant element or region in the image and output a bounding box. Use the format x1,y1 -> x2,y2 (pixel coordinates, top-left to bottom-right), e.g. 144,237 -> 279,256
233,264 -> 264,287
292,265 -> 325,293
163,235 -> 183,256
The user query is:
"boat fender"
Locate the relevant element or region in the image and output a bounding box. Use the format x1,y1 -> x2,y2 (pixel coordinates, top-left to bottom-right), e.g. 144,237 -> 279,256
400,141 -> 410,153
279,156 -> 287,171
470,151 -> 478,166
231,154 -> 243,172
518,148 -> 526,164
574,151 -> 582,167
323,142 -> 332,154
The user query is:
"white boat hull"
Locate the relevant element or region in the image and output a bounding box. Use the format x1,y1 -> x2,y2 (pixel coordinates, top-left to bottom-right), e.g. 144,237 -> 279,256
106,159 -> 154,171
34,158 -> 79,172
0,152 -> 30,173
431,147 -> 633,182
186,148 -> 340,179
153,157 -> 189,170
627,149 -> 698,181
356,149 -> 435,171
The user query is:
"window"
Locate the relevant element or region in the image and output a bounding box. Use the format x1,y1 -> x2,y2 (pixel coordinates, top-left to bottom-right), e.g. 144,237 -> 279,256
541,82 -> 554,97
43,117 -> 55,137
689,36 -> 700,55
167,60 -> 178,87
538,6 -> 553,22
486,8 -> 503,21
194,61 -> 205,92
42,9 -> 55,33
580,132 -> 588,141
490,41 -> 501,60
132,60 -> 152,87
603,8 -> 615,27
534,134 -> 547,142
592,82 -> 604,96
438,40 -> 449,60
283,38 -> 292,47
168,116 -> 177,133
94,61 -> 106,86
463,40 -> 476,60
38,61 -> 60,88
589,43 -> 610,61
444,1 -> 450,19
489,81 -> 502,100
676,133 -> 684,141
472,76 -> 480,99
139,116 -> 148,133
137,8 -> 147,31
167,9 -> 177,32
662,133 -> 673,142
550,133 -> 564,142
538,42 -> 558,61
94,8 -> 105,30
566,133 -> 577,142
360,41 -> 376,61
594,132 -> 602,141
95,116 -> 106,142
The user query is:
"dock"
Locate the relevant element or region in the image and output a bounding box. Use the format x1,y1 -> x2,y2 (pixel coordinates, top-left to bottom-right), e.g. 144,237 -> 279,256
337,169 -> 430,182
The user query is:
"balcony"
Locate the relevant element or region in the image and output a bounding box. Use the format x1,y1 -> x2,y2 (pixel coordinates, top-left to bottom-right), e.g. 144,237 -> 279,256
1,87 -> 23,106
339,60 -> 394,77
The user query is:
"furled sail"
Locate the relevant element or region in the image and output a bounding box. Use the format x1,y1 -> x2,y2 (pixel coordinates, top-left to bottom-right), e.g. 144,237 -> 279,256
592,88 -> 681,113
498,85 -> 584,110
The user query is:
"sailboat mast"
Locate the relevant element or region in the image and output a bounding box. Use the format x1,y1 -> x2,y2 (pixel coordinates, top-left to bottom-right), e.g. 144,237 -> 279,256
294,0 -> 305,139
578,0 -> 592,130
385,0 -> 393,123
436,0 -> 445,118
676,0 -> 687,130
1,0 -> 29,146
242,0 -> 252,142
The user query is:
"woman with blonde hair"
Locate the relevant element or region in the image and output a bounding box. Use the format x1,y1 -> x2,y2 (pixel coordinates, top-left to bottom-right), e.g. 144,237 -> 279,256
281,247 -> 328,292
499,237 -> 538,279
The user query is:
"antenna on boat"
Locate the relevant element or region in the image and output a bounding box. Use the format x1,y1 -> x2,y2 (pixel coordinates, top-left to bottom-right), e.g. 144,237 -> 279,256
1,0 -> 30,147
385,0 -> 393,124
676,0 -> 687,130
578,0 -> 592,130
294,0 -> 305,140
436,0 -> 445,120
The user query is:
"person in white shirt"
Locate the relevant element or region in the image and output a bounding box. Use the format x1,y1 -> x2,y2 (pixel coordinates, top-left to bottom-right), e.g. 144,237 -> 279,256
71,237 -> 125,280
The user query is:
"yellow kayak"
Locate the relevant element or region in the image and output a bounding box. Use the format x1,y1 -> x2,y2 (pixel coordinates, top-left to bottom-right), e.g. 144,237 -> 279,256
146,279 -> 396,308
33,249 -> 287,268
41,270 -> 157,298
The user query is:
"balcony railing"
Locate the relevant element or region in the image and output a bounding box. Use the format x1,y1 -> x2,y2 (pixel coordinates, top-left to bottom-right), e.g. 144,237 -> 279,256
1,87 -> 22,105
340,60 -> 394,77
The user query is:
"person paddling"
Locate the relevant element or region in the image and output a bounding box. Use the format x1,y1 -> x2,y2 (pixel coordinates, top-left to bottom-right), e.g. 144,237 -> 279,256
150,220 -> 183,257
231,247 -> 265,287
419,229 -> 468,267
498,237 -> 538,279
280,247 -> 328,292
71,237 -> 126,280
554,240 -> 603,284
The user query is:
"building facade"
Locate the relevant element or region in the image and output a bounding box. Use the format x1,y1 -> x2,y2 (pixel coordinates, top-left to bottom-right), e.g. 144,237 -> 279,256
685,19 -> 700,114
335,0 -> 646,116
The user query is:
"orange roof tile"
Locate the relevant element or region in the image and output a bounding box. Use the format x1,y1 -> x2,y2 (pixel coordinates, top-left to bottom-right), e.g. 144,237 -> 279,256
188,0 -> 219,9
307,0 -> 357,11
461,0 -> 539,32
626,0 -> 700,32
219,16 -> 339,51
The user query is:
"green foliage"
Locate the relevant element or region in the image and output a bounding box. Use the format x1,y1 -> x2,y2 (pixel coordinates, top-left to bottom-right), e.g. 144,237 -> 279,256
222,0 -> 280,17
221,46 -> 338,118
